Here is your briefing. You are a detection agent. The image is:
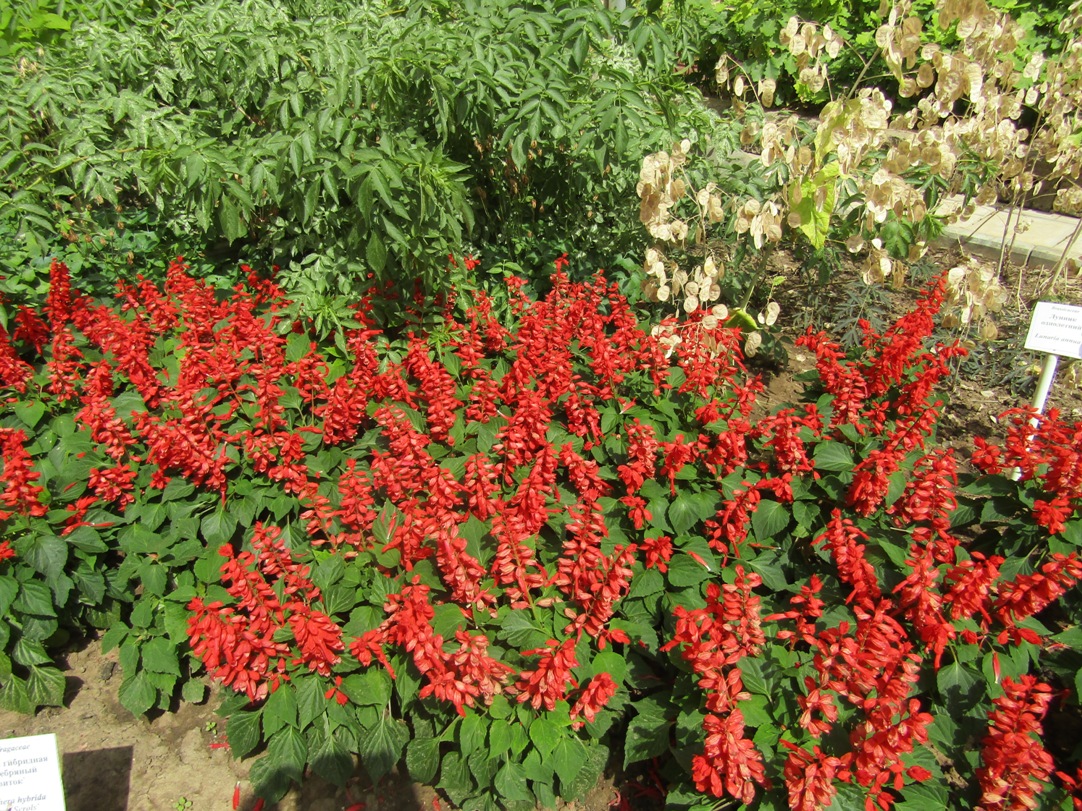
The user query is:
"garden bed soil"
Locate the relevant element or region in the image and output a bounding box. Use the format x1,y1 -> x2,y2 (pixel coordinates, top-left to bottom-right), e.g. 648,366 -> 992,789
0,636 -> 419,811
0,642 -> 619,811
2,246 -> 1081,811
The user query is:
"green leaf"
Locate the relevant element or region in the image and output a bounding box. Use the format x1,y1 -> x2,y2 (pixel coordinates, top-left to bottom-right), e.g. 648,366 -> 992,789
367,234 -> 388,273
0,675 -> 33,714
12,580 -> 56,617
182,679 -> 206,704
311,728 -> 354,786
814,441 -> 854,472
894,781 -> 950,811
667,553 -> 712,588
497,611 -> 549,648
406,736 -> 441,784
267,725 -> 307,782
627,566 -> 665,599
736,658 -> 770,696
1061,520 -> 1082,547
0,575 -> 17,615
141,562 -> 167,597
12,400 -> 46,429
624,710 -> 670,768
219,194 -> 244,242
341,668 -> 391,708
262,682 -> 299,737
750,499 -> 789,541
248,754 -> 294,804
459,712 -> 487,756
938,660 -> 979,703
118,671 -> 157,717
358,713 -> 409,782
66,526 -> 107,553
494,762 -> 534,804
529,716 -> 561,759
26,665 -> 65,708
747,552 -> 788,591
18,534 -> 67,579
12,637 -> 52,667
553,737 -> 587,790
489,720 -> 512,759
201,508 -> 238,545
590,650 -> 627,684
879,216 -> 914,258
439,750 -> 474,806
667,495 -> 699,536
141,637 -> 181,677
825,780 -> 868,811
739,694 -> 772,728
227,709 -> 262,758
791,162 -> 838,250
296,676 -> 326,730
564,742 -> 609,801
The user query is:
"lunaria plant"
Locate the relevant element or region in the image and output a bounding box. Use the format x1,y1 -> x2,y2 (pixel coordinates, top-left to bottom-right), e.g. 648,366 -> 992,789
636,0 -> 1082,347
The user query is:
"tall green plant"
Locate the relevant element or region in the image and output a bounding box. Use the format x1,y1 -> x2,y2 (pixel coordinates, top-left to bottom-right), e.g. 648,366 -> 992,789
0,0 -> 715,320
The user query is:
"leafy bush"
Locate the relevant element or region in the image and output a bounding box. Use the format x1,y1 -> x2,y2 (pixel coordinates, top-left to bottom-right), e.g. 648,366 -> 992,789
4,256 -> 1082,810
0,0 -> 714,319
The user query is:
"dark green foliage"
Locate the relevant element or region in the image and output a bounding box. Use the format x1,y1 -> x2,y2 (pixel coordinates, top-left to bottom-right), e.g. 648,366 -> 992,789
0,0 -> 717,320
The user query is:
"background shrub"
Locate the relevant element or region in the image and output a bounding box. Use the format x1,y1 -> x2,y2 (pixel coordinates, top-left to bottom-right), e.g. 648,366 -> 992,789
0,0 -> 718,322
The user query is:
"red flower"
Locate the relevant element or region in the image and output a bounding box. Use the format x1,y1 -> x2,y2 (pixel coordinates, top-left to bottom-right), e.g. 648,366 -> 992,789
515,638 -> 578,712
782,741 -> 841,811
88,464 -> 138,509
994,553 -> 1082,628
691,710 -> 767,805
640,534 -> 672,572
976,675 -> 1054,811
570,672 -> 618,728
289,608 -> 344,677
1033,496 -> 1072,535
815,509 -> 880,609
13,306 -> 48,354
0,326 -> 32,392
0,428 -> 48,520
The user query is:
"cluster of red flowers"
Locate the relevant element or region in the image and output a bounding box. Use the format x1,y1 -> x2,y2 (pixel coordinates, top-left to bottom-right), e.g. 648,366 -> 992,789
976,675 -> 1055,811
349,582 -> 514,716
972,407 -> 1082,535
663,568 -> 767,803
0,427 -> 47,521
187,524 -> 342,701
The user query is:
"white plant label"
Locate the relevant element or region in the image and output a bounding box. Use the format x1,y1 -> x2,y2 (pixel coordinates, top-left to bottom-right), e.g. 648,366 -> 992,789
1024,301 -> 1082,360
0,734 -> 66,811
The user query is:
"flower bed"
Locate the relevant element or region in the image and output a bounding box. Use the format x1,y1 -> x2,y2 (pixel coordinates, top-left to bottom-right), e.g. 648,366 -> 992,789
2,257 -> 1082,810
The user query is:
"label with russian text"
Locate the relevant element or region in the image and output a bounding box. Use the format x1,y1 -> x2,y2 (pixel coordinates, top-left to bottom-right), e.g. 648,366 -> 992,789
0,734 -> 65,811
1024,301 -> 1082,360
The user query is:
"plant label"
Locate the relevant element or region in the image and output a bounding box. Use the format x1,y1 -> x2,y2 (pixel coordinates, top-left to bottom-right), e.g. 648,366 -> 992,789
1024,301 -> 1082,360
0,734 -> 66,811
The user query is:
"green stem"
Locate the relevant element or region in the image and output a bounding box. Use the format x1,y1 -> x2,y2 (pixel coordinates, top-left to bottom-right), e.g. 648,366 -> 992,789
738,253 -> 769,312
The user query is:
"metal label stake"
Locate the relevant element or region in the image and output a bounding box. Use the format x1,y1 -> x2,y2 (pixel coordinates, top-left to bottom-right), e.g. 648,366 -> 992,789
1014,301 -> 1082,479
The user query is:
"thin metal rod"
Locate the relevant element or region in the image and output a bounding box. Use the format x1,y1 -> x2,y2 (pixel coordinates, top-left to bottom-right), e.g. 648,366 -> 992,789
1012,353 -> 1060,480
